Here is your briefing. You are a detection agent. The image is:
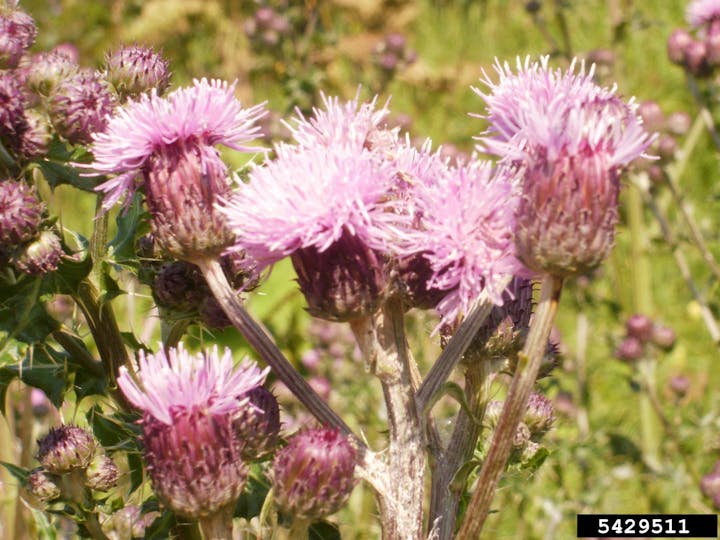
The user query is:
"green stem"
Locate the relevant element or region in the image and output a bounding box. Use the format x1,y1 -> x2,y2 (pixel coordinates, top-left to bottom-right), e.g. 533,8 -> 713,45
288,517 -> 311,539
457,274 -> 563,538
198,506 -> 234,540
416,278 -> 510,412
626,183 -> 661,470
428,359 -> 497,539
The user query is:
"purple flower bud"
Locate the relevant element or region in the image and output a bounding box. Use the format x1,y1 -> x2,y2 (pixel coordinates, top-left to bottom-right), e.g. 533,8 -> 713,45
385,33 -> 406,54
309,376 -> 332,400
647,164 -> 666,185
625,313 -> 654,342
524,393 -> 555,438
234,385 -> 281,460
23,51 -> 78,97
104,45 -> 171,99
301,349 -> 322,371
666,111 -> 692,135
13,230 -> 63,275
272,428 -> 357,519
198,296 -> 232,329
651,324 -> 676,350
0,8 -> 36,69
152,260 -> 206,312
669,374 -> 690,397
0,71 -> 28,152
31,388 -> 51,417
37,425 -> 97,474
49,70 -> 117,145
586,48 -> 616,66
0,179 -> 44,246
701,465 -> 720,498
19,109 -> 53,159
657,134 -> 678,161
512,422 -> 532,449
254,7 -> 275,29
52,43 -> 80,63
270,15 -> 291,34
377,52 -> 399,71
102,505 -> 160,540
707,32 -> 720,65
28,467 -> 61,502
395,253 -> 449,310
637,101 -> 665,133
615,336 -> 644,362
291,231 -> 387,322
684,39 -> 712,76
668,28 -> 694,65
85,454 -> 119,491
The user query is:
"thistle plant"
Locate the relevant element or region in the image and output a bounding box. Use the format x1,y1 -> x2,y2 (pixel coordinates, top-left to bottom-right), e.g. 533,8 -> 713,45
4,3 -> 710,540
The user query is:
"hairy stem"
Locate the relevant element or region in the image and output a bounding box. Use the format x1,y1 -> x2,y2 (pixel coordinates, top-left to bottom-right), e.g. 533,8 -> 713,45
416,282 -> 509,412
197,257 -> 353,436
351,299 -> 426,540
198,506 -> 234,540
457,275 -> 562,538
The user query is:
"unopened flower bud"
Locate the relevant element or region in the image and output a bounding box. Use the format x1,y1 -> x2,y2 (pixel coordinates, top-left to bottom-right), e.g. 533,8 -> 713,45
668,28 -> 693,65
234,385 -> 280,460
524,393 -> 554,438
23,51 -> 78,96
657,134 -> 677,161
651,324 -> 676,350
85,454 -> 119,491
198,296 -> 232,329
615,336 -> 644,362
684,39 -> 711,77
666,111 -> 692,135
152,261 -> 205,312
701,464 -> 720,499
28,467 -> 61,502
586,48 -> 616,66
0,179 -> 44,246
385,33 -> 407,54
637,101 -> 665,133
272,428 -> 357,520
625,313 -> 654,343
291,231 -> 387,322
0,72 -> 28,153
669,375 -> 690,398
707,32 -> 720,65
484,400 -> 504,429
49,70 -> 117,145
102,505 -> 160,540
19,109 -> 53,159
13,230 -> 63,275
513,422 -> 531,449
37,425 -> 96,474
0,8 -> 36,69
104,45 -> 170,99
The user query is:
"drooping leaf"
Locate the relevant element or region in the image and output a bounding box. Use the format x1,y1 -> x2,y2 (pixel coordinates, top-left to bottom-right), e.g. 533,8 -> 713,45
0,461 -> 30,485
309,520 -> 341,540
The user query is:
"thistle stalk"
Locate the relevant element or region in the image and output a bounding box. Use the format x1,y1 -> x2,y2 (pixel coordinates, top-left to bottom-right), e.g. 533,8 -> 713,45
457,274 -> 562,538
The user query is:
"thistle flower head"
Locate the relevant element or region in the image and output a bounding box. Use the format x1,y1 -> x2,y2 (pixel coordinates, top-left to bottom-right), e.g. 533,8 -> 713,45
117,344 -> 268,518
475,57 -> 652,277
13,230 -> 63,276
0,71 -> 28,152
0,7 -> 36,69
91,78 -> 266,210
37,425 -> 97,474
687,0 -> 720,28
221,96 -> 397,271
373,155 -> 526,324
234,385 -> 281,460
104,44 -> 171,99
23,51 -> 78,96
49,70 -> 117,145
0,179 -> 44,246
272,427 -> 357,520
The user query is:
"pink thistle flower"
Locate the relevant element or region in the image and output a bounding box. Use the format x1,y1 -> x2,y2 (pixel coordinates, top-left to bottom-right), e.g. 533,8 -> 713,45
474,57 -> 653,277
687,0 -> 720,28
220,95 -> 403,320
117,344 -> 268,518
89,78 -> 266,259
373,155 -> 527,324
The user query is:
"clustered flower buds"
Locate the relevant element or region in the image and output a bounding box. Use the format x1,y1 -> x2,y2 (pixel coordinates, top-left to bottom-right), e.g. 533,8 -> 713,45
668,1 -> 720,76
272,427 -> 357,520
373,32 -> 417,73
0,6 -> 36,69
615,313 -> 676,362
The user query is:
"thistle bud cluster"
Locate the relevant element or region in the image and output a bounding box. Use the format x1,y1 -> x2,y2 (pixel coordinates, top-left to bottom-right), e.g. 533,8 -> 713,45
668,1 -> 720,78
244,5 -> 292,49
373,32 -> 418,73
614,314 -> 676,362
0,179 -> 63,276
30,425 -> 118,503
